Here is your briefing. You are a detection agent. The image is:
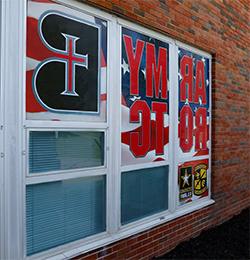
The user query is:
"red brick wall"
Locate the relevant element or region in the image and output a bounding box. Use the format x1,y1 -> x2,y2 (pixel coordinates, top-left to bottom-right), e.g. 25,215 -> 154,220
74,0 -> 250,259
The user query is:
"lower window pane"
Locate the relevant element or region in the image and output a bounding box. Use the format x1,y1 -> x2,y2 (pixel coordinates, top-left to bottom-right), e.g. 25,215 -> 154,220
26,176 -> 106,255
121,166 -> 169,225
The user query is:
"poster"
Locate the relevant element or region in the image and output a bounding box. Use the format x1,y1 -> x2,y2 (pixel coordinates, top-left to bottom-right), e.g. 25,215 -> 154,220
178,159 -> 209,205
179,166 -> 192,202
178,48 -> 210,158
26,0 -> 107,122
121,27 -> 169,166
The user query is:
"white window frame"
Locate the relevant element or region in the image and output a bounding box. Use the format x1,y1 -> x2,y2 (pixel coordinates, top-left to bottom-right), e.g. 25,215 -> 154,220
0,0 -> 4,257
1,1 -> 26,259
0,0 -> 214,259
174,41 -> 212,211
23,1 -> 115,258
117,18 -> 175,229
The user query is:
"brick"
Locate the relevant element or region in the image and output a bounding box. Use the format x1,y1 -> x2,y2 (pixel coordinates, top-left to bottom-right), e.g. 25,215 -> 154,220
74,0 -> 250,259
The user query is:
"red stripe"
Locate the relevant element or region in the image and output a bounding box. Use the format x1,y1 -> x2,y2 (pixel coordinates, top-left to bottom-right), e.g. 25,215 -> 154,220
101,50 -> 106,67
121,96 -> 127,106
153,157 -> 165,162
101,93 -> 107,101
179,159 -> 209,169
26,70 -> 47,112
27,17 -> 56,61
26,17 -> 50,112
194,149 -> 209,157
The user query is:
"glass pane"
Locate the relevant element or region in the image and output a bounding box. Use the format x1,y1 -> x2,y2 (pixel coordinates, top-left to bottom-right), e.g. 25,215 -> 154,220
121,27 -> 169,167
26,0 -> 108,122
29,131 -> 104,174
26,176 -> 106,255
121,166 -> 169,225
178,47 -> 210,158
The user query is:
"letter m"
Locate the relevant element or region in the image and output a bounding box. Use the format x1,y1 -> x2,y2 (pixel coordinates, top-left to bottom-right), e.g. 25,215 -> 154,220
146,42 -> 167,99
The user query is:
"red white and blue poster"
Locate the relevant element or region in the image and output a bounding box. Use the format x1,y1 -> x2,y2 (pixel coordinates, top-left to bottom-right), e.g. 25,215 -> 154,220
121,27 -> 169,166
178,159 -> 209,205
178,48 -> 210,158
26,0 -> 107,122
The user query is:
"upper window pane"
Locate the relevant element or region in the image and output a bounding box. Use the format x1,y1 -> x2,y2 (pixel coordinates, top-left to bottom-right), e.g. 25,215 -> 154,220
26,0 -> 107,122
29,131 -> 104,174
121,27 -> 169,166
178,48 -> 210,158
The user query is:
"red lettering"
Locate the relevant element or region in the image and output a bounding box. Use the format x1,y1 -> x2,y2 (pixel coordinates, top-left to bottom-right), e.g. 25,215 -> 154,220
180,105 -> 193,152
180,55 -> 193,102
130,100 -> 151,157
152,102 -> 167,155
194,60 -> 206,104
195,107 -> 207,151
146,43 -> 167,99
123,35 -> 144,96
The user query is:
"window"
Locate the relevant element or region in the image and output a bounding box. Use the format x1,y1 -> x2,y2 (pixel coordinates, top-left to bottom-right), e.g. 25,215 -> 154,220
22,0 -> 212,258
26,0 -> 109,256
177,47 -> 211,205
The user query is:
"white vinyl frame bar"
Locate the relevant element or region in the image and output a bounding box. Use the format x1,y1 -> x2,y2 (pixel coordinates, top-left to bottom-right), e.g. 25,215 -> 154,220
0,1 -> 4,258
1,1 -> 26,259
0,0 -> 214,259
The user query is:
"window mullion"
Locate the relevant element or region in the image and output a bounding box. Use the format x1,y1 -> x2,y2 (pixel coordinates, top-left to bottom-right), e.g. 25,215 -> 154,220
168,43 -> 179,214
1,0 -> 26,259
106,19 -> 122,234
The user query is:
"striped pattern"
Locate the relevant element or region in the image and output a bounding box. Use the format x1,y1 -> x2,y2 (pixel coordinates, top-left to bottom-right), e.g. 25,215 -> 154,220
29,131 -> 104,173
26,176 -> 106,255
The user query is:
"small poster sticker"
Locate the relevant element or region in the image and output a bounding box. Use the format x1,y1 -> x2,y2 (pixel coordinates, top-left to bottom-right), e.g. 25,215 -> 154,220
179,166 -> 192,202
194,164 -> 208,196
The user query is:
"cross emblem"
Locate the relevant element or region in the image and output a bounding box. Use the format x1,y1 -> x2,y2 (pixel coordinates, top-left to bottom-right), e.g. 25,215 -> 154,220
57,34 -> 88,96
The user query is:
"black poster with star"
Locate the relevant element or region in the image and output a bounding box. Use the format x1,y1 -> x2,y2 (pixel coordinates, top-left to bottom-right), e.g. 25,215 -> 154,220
179,166 -> 192,202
